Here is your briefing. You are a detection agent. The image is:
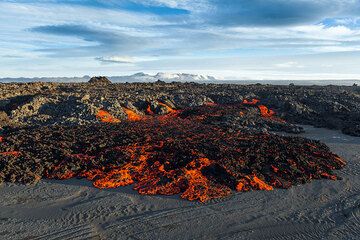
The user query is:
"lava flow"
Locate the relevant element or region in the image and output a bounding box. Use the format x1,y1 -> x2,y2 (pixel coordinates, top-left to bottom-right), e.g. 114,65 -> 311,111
258,105 -> 276,118
123,107 -> 143,121
0,151 -> 20,157
0,102 -> 346,202
96,110 -> 121,123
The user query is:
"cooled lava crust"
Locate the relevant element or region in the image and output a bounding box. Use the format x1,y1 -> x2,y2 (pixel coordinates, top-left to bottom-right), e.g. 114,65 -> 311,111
0,101 -> 346,202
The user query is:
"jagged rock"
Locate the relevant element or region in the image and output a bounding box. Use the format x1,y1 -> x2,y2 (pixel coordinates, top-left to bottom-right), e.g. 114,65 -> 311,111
0,111 -> 10,126
155,79 -> 166,84
88,76 -> 112,85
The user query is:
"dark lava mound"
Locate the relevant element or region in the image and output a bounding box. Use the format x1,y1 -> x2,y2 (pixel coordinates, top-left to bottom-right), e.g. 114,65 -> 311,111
0,102 -> 346,202
88,76 -> 112,85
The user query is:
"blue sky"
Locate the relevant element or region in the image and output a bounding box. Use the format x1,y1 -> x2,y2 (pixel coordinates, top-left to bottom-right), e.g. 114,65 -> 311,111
1,0 -> 360,80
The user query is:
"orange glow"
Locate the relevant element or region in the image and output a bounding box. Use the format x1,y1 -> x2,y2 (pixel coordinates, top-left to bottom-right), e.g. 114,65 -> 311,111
93,168 -> 134,188
251,176 -> 274,190
0,151 -> 20,157
157,101 -> 177,114
235,175 -> 273,191
0,136 -> 3,143
146,104 -> 154,115
57,171 -> 75,180
181,158 -> 231,202
258,105 -> 276,118
236,180 -> 249,191
271,165 -> 279,173
334,156 -> 346,166
321,172 -> 337,180
243,98 -> 260,105
123,107 -> 142,121
96,110 -> 121,123
15,102 -> 344,202
204,102 -> 217,106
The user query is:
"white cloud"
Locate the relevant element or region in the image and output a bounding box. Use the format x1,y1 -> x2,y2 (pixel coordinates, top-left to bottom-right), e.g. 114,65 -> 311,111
95,56 -> 135,64
95,55 -> 158,64
275,61 -> 304,68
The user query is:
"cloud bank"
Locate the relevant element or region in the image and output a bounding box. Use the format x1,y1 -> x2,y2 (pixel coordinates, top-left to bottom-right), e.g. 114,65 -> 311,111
0,0 -> 360,79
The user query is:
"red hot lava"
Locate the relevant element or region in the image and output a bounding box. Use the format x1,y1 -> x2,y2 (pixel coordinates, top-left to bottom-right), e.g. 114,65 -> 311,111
0,101 -> 346,202
96,110 -> 121,123
243,98 -> 260,105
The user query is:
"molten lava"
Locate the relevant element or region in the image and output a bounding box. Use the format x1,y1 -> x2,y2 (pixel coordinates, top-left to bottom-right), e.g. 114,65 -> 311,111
258,105 -> 276,118
146,104 -> 154,115
242,98 -> 285,122
96,110 -> 121,123
0,151 -> 20,157
0,102 -> 346,202
157,101 -> 177,114
243,98 -> 260,105
123,107 -> 142,121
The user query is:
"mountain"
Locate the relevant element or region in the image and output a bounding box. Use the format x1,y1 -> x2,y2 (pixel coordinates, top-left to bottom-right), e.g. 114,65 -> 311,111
0,76 -> 90,83
110,72 -> 217,82
0,73 -> 218,83
154,72 -> 216,81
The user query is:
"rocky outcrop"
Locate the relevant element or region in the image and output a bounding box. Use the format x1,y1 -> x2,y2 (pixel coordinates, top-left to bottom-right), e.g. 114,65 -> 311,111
88,76 -> 112,85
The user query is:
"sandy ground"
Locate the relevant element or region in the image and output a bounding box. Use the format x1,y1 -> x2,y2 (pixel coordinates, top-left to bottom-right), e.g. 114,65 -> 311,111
0,126 -> 359,240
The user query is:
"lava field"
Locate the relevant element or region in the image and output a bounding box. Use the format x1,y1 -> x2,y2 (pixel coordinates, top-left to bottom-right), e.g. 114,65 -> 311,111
0,94 -> 347,202
1,79 -> 360,136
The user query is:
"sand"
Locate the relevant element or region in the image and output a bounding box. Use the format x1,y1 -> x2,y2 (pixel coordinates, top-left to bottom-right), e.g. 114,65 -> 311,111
0,126 -> 359,240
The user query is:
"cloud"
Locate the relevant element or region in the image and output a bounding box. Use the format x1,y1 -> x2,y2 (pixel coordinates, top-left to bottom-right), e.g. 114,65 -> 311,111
95,56 -> 135,64
198,0 -> 360,26
4,0 -> 190,15
2,55 -> 24,59
29,24 -> 146,57
275,61 -> 304,68
95,55 -> 159,64
1,0 -> 360,79
31,24 -> 117,44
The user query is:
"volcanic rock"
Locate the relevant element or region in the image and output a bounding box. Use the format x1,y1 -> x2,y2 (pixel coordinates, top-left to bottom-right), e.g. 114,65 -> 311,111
0,102 -> 346,202
1,82 -> 360,135
0,81 -> 357,202
88,76 -> 112,85
0,111 -> 10,127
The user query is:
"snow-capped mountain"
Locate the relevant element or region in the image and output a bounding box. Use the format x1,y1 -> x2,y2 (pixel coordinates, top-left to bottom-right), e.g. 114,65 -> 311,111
154,72 -> 217,81
110,72 -> 217,82
0,73 -> 218,83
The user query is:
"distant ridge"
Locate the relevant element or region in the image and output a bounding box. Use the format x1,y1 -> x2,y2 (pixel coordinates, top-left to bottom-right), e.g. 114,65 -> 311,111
111,72 -> 217,82
1,74 -> 360,86
0,72 -> 218,83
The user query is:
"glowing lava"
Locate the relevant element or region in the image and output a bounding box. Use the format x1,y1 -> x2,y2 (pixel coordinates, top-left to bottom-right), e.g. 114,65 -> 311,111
0,151 -> 20,157
0,102 -> 346,202
96,110 -> 121,123
243,98 -> 260,105
157,101 -> 178,114
258,105 -> 276,118
123,107 -> 142,121
146,104 -> 154,115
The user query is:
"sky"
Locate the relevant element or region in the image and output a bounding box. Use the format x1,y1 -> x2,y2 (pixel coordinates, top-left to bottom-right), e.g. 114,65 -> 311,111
1,0 -> 360,80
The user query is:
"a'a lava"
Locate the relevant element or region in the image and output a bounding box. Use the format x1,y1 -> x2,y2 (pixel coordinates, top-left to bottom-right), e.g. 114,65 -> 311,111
0,100 -> 346,202
96,110 -> 120,123
123,107 -> 143,121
